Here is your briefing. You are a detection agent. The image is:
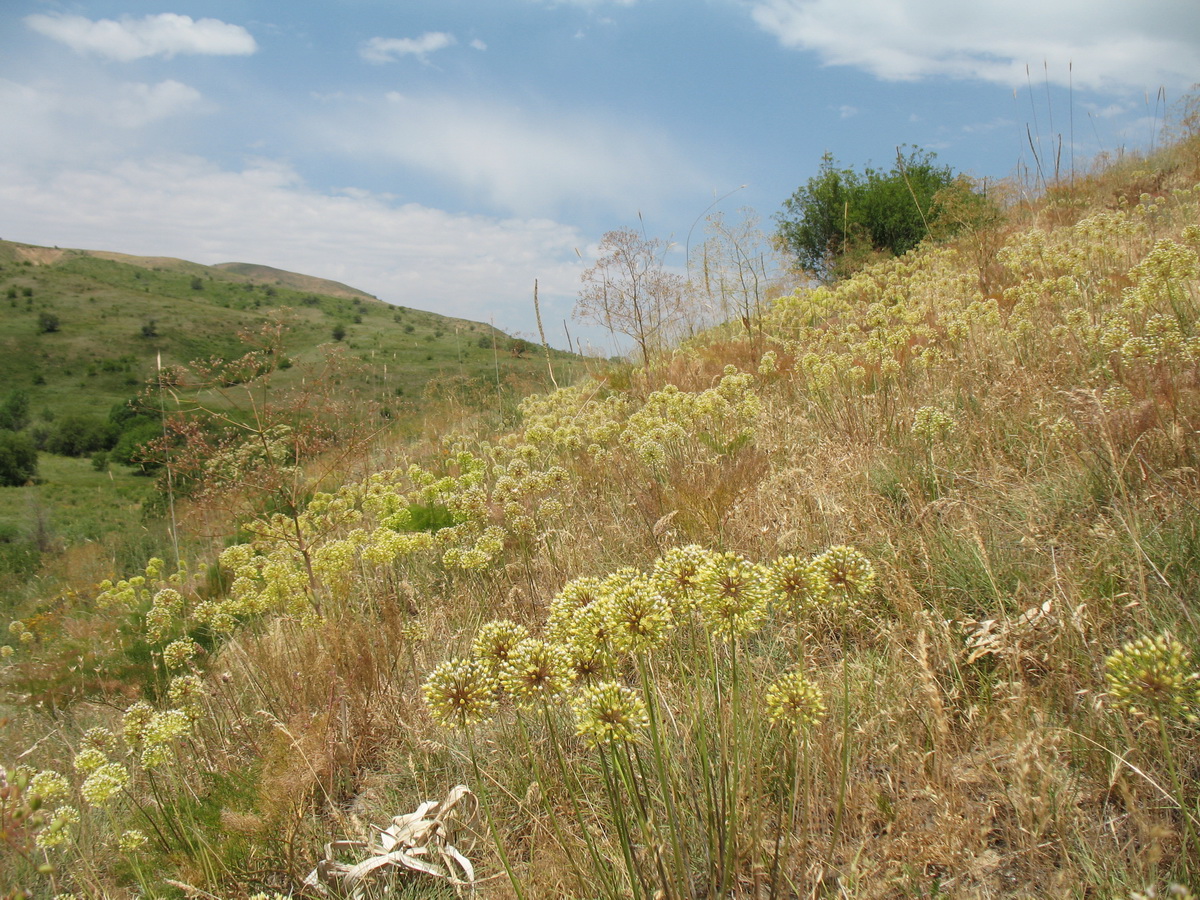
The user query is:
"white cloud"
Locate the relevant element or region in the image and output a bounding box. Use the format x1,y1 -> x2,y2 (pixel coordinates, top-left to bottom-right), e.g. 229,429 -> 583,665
749,0 -> 1200,93
0,155 -> 588,339
838,105 -> 857,119
25,13 -> 257,61
312,92 -> 710,218
360,32 -> 456,64
470,39 -> 488,51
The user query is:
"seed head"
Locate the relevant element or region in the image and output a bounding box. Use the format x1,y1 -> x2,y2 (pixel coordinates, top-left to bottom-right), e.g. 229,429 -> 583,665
769,555 -> 830,616
500,638 -> 574,704
696,552 -> 770,640
812,545 -> 875,608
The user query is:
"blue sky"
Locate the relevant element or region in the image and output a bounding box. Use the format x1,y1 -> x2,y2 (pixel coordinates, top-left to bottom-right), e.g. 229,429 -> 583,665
2,1 -> 1197,352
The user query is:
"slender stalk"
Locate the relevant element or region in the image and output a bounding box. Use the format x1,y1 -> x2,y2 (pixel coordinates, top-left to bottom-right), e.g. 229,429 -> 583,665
465,727 -> 526,900
636,654 -> 689,899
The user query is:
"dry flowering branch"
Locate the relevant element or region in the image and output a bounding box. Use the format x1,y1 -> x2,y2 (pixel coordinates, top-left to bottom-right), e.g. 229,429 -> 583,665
303,784 -> 479,898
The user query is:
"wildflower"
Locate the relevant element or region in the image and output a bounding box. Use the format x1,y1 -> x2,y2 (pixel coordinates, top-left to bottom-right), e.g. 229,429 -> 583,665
472,619 -> 530,682
812,545 -> 876,608
769,555 -> 829,615
561,634 -> 616,684
423,657 -> 497,728
35,805 -> 79,850
162,639 -> 200,670
604,568 -> 673,653
81,763 -> 129,807
73,747 -> 108,775
652,545 -> 714,611
500,638 -> 574,704
28,770 -> 70,804
572,680 -> 650,747
0,645 -> 13,659
122,700 -> 155,747
80,727 -> 117,755
765,671 -> 826,732
144,708 -> 193,745
117,829 -> 149,852
140,743 -> 173,770
911,406 -> 957,444
547,577 -> 606,641
168,674 -> 206,718
1105,633 -> 1200,722
696,552 -> 771,640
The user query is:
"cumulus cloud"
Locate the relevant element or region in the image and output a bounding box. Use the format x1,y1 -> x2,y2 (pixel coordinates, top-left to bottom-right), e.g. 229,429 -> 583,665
25,12 -> 256,61
360,32 -> 456,64
0,155 -> 588,338
749,0 -> 1200,93
311,92 -> 710,218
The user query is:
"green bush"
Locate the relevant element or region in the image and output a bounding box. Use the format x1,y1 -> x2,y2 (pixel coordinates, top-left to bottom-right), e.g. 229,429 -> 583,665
0,430 -> 38,486
776,147 -> 964,281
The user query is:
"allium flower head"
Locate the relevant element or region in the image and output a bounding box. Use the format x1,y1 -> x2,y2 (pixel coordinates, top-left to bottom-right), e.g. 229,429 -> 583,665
472,619 -> 530,680
813,545 -> 876,609
769,555 -> 830,616
81,762 -> 129,807
73,747 -> 108,775
117,829 -> 149,852
696,552 -> 771,640
1105,632 -> 1200,722
603,568 -> 673,653
168,674 -> 206,718
572,680 -> 650,747
765,671 -> 826,732
80,727 -> 117,755
28,770 -> 70,804
423,657 -> 497,728
652,545 -> 715,611
35,805 -> 79,850
162,639 -> 200,670
500,638 -> 574,704
547,577 -> 605,641
122,700 -> 155,748
561,634 -> 616,684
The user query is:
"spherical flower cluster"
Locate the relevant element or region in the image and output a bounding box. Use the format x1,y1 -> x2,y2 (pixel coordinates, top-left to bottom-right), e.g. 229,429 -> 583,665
423,657 -> 497,728
652,545 -> 715,611
80,762 -> 130,807
769,555 -> 830,616
601,569 -> 673,653
911,406 -> 957,444
117,829 -> 149,852
1105,632 -> 1200,722
472,619 -> 531,685
765,671 -> 826,733
500,638 -> 574,704
73,747 -> 108,776
572,680 -> 649,747
168,674 -> 207,718
547,577 -> 605,641
122,700 -> 155,748
813,545 -> 876,609
28,770 -> 70,804
35,805 -> 79,850
695,552 -> 771,640
162,639 -> 200,670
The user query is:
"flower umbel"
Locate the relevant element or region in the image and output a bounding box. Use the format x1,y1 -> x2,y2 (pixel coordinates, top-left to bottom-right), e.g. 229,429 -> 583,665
765,671 -> 826,733
1105,632 -> 1200,722
572,680 -> 650,747
423,657 -> 497,728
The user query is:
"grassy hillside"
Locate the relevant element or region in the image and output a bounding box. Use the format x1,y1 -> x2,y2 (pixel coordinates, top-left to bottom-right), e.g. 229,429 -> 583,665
4,135 -> 1200,900
0,241 -> 581,617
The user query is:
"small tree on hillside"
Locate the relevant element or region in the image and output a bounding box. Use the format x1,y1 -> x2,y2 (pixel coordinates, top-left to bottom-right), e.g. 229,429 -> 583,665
776,147 -> 958,282
575,227 -> 687,367
0,431 -> 37,486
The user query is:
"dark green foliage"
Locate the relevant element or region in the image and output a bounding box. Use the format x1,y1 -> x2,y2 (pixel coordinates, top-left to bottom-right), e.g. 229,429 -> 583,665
0,389 -> 31,431
332,323 -> 347,341
776,147 -> 960,282
43,414 -> 116,457
36,310 -> 60,333
0,430 -> 38,486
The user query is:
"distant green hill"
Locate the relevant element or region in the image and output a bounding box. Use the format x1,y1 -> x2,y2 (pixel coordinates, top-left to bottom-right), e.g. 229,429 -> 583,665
0,239 -> 581,601
0,239 -> 575,418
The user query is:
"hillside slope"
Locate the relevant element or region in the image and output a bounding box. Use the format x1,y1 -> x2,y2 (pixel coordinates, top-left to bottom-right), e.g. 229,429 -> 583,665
3,137 -> 1200,898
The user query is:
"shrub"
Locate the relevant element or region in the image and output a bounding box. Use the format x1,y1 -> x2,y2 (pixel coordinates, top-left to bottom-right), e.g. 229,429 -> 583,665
0,430 -> 37,485
36,311 -> 60,333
